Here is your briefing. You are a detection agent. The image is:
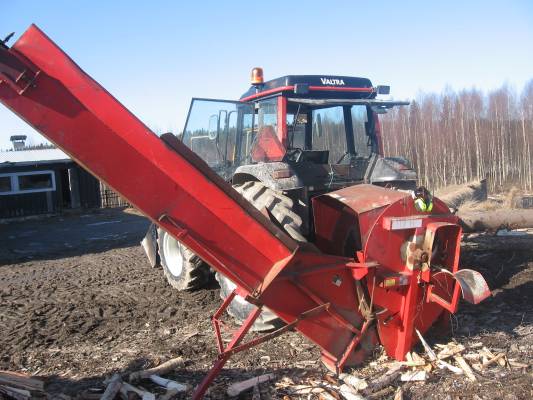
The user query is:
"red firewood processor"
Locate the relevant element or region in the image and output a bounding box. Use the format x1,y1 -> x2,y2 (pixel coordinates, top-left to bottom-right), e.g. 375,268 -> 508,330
0,25 -> 490,399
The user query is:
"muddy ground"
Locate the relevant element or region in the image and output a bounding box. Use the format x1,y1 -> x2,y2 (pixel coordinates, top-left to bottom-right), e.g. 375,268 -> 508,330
0,208 -> 531,399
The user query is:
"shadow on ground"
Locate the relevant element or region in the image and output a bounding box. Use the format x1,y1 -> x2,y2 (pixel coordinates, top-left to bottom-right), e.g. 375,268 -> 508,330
0,208 -> 150,265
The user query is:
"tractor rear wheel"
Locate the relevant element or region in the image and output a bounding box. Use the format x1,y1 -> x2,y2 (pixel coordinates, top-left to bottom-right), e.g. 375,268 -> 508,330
157,229 -> 210,291
215,181 -> 306,331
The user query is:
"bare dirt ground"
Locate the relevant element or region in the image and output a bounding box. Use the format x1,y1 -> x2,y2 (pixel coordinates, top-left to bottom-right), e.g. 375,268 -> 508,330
0,208 -> 531,399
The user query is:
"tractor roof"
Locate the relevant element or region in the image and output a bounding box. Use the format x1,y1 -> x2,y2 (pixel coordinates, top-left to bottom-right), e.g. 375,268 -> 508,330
240,75 -> 376,102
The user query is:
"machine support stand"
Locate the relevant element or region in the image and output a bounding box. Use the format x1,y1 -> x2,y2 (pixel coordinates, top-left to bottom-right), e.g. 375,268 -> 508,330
193,291 -> 262,399
193,293 -> 330,399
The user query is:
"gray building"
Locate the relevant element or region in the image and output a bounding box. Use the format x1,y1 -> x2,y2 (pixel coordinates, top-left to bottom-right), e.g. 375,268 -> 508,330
0,147 -> 101,218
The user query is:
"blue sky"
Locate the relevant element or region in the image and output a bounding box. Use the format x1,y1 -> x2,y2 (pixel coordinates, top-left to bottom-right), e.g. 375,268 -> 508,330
1,0 -> 532,150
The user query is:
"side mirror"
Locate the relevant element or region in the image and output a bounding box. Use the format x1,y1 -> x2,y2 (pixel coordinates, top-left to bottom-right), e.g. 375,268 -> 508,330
208,114 -> 219,140
376,85 -> 390,95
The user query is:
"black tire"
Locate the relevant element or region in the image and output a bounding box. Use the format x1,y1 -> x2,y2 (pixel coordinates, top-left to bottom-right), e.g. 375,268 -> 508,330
215,181 -> 306,331
157,229 -> 210,291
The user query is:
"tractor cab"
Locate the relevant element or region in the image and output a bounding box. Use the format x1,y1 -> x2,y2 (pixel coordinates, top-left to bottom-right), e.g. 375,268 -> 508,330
181,69 -> 415,193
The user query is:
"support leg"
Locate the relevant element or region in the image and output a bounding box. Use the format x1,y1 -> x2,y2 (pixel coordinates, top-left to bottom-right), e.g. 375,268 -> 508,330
192,306 -> 262,399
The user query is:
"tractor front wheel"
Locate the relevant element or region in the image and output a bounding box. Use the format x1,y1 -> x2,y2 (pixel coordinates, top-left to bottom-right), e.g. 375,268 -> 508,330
157,229 -> 210,291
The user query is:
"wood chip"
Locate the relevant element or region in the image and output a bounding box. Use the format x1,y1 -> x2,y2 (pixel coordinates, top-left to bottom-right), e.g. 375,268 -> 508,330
454,355 -> 476,381
227,374 -> 275,397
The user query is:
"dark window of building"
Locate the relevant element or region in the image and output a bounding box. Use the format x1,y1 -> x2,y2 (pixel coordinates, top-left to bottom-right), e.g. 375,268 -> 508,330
18,173 -> 54,191
0,176 -> 11,192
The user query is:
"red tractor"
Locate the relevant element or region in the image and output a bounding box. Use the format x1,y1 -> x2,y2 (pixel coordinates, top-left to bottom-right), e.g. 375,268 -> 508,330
143,69 -> 417,329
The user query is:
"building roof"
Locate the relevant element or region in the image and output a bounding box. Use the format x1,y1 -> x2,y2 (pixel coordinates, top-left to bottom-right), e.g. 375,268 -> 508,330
0,148 -> 71,167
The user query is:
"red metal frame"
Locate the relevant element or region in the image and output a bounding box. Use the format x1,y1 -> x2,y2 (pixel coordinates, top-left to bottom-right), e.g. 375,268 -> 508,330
239,85 -> 373,102
0,25 -> 490,399
277,95 -> 288,148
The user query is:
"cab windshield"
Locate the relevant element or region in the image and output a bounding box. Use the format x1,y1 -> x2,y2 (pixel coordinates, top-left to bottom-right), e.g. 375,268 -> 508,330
287,100 -> 376,163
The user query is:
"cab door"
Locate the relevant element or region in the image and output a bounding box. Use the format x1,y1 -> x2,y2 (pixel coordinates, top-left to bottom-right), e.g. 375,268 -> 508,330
181,98 -> 254,180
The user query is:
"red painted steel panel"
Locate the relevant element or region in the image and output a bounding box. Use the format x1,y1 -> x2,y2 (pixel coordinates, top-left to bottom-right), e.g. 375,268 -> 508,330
0,25 -> 296,295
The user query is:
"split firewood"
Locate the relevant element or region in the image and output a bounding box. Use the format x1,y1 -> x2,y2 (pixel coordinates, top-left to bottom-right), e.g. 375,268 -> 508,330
100,374 -> 122,400
0,385 -> 30,400
482,353 -> 506,369
436,359 -> 463,375
129,357 -> 184,382
286,385 -> 325,395
318,392 -> 338,400
339,373 -> 368,391
363,364 -> 402,394
454,355 -> 476,381
393,387 -> 403,400
437,344 -> 465,360
463,353 -> 481,361
400,370 -> 427,382
415,329 -> 437,361
0,371 -> 44,392
399,360 -> 426,367
410,351 -> 425,364
339,384 -> 366,400
227,374 -> 275,397
471,363 -> 483,372
149,375 -> 187,392
120,382 -> 155,400
482,347 -> 506,366
508,360 -> 529,369
324,375 -> 339,386
422,363 -> 433,373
